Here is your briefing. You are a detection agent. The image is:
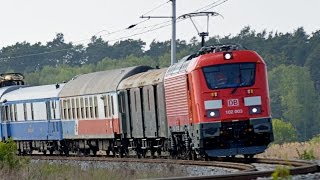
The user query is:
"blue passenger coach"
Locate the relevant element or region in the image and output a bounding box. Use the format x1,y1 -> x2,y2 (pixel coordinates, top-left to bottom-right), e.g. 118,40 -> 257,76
0,83 -> 64,154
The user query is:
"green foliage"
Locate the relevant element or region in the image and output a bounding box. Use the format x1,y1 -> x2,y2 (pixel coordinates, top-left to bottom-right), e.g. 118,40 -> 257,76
305,43 -> 320,91
309,134 -> 320,144
272,119 -> 297,144
272,165 -> 290,180
269,65 -> 320,141
297,149 -> 316,160
0,139 -> 28,169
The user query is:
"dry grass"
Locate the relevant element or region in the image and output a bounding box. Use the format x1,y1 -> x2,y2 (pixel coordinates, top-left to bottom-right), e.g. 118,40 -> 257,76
0,162 -> 184,180
257,142 -> 320,160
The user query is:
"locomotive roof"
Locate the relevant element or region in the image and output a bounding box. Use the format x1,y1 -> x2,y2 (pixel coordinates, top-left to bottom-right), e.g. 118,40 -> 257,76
59,66 -> 151,97
165,55 -> 193,77
118,68 -> 167,89
0,84 -> 65,102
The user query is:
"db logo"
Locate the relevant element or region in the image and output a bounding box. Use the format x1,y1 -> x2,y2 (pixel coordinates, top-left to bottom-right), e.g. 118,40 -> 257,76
228,99 -> 239,107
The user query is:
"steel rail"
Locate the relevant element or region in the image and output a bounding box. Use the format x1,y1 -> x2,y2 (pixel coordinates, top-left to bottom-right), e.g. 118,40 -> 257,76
153,158 -> 320,180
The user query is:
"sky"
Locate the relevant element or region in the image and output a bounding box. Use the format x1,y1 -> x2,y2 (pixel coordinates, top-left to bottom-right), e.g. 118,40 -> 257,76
0,0 -> 319,48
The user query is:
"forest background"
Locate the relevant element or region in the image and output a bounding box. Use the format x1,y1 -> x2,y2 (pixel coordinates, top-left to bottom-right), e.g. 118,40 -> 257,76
0,26 -> 319,143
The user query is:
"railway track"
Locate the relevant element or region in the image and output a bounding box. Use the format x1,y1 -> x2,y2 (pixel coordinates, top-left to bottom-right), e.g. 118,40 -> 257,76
155,158 -> 320,180
28,155 -> 255,172
29,155 -> 320,179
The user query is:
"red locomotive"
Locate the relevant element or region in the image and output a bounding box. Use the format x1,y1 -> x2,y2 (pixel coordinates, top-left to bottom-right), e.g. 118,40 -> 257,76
165,44 -> 273,158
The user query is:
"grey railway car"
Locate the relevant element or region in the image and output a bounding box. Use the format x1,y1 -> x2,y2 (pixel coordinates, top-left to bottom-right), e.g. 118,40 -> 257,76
117,68 -> 168,139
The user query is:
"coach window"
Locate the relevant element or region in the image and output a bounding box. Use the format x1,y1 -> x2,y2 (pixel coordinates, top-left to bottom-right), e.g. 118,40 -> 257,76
12,105 -> 15,121
5,106 -> 9,121
94,96 -> 98,118
31,103 -> 34,120
7,105 -> 11,121
62,100 -> 66,120
85,97 -> 89,119
13,104 -> 17,121
72,99 -> 76,119
65,100 -> 68,120
89,97 -> 93,118
51,101 -> 56,119
9,105 -> 13,121
12,104 -> 16,121
103,95 -> 108,118
65,100 -> 68,119
111,95 -> 114,115
7,105 -> 12,121
67,99 -> 71,120
60,101 -> 64,119
46,101 -> 50,120
80,98 -> 84,119
119,93 -> 125,113
23,103 -> 27,120
64,100 -> 68,120
1,106 -> 5,121
107,95 -> 112,117
3,106 -> 8,121
76,98 -> 80,119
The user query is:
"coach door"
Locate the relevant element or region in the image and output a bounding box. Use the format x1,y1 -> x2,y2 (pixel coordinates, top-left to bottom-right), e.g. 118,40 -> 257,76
156,83 -> 167,137
118,91 -> 132,138
130,87 -> 144,138
142,85 -> 157,138
1,105 -> 10,140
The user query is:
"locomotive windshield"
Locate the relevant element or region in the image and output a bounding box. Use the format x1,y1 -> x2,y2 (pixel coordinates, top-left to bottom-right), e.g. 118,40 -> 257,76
203,63 -> 256,89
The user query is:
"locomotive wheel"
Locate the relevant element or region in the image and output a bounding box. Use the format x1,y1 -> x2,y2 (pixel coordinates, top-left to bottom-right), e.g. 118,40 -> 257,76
63,149 -> 69,156
191,151 -> 198,160
18,149 -> 22,156
244,154 -> 254,159
106,150 -> 110,157
92,149 -> 97,156
150,149 -> 155,159
142,149 -> 146,158
156,148 -> 162,158
204,153 -> 209,161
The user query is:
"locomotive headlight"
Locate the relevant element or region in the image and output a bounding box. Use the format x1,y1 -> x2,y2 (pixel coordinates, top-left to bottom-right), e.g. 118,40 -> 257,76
223,52 -> 233,60
249,106 -> 262,114
206,109 -> 220,118
252,108 -> 258,113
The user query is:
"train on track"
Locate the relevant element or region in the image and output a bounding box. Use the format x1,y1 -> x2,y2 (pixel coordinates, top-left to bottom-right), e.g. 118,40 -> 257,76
0,44 -> 273,158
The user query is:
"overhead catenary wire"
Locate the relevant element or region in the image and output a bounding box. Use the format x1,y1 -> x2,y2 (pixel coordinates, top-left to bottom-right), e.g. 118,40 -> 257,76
140,0 -> 170,16
194,0 -> 229,12
0,0 -> 230,61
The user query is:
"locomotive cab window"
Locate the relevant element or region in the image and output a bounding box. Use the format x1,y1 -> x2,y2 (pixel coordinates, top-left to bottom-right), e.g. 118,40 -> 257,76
203,63 -> 256,89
